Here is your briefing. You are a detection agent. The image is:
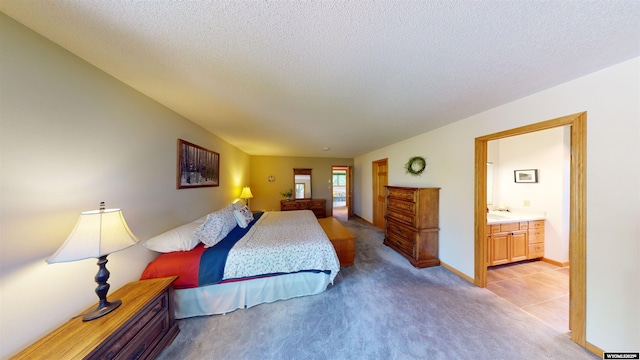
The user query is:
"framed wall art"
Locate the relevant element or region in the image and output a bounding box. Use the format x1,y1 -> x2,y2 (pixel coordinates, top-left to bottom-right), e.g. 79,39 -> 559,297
177,139 -> 219,189
514,169 -> 538,183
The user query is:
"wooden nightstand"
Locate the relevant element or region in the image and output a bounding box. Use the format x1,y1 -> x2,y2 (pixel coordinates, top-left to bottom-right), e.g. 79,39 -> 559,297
12,276 -> 179,360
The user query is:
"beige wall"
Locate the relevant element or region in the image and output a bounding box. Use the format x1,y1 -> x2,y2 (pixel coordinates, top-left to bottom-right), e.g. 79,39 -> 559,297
354,58 -> 640,351
250,156 -> 353,214
0,14 -> 250,357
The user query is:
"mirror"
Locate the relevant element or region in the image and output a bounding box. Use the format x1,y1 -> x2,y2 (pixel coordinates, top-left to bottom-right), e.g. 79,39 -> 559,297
294,168 -> 312,199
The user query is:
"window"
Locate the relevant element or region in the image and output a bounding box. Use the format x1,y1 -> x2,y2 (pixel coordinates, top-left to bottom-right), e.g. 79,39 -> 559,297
333,173 -> 346,186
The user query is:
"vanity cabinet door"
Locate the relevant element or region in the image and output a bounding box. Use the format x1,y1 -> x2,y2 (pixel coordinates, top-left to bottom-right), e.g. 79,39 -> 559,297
490,233 -> 510,266
488,230 -> 528,265
510,231 -> 528,262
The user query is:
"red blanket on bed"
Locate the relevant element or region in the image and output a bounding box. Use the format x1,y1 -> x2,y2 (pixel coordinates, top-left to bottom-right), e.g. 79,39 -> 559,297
140,243 -> 206,289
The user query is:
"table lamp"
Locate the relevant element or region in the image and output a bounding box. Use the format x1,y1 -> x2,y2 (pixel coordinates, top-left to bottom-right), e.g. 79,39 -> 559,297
47,202 -> 139,321
240,186 -> 253,206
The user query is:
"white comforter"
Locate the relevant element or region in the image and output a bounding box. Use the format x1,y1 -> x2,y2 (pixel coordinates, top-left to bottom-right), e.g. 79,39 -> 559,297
223,210 -> 340,283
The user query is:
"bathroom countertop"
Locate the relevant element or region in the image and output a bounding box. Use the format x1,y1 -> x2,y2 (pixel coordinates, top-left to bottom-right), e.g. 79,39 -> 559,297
486,211 -> 545,225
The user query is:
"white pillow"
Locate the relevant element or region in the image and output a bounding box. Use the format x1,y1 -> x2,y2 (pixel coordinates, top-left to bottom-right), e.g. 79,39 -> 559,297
195,205 -> 238,248
233,206 -> 254,228
193,215 -> 207,224
144,222 -> 201,253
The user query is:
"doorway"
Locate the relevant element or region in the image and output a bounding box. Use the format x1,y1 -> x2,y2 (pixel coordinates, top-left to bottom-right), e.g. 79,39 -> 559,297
474,112 -> 586,347
485,129 -> 570,333
372,158 -> 388,229
331,166 -> 352,221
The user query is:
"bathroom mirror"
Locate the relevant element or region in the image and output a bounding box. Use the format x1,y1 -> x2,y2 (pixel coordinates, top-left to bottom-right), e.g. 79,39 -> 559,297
293,168 -> 312,199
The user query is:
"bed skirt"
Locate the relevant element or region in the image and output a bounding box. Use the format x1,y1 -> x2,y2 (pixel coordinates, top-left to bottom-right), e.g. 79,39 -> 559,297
173,271 -> 333,319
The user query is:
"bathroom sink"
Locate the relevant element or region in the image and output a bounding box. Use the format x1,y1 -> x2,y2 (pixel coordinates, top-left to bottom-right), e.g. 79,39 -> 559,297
487,214 -> 509,220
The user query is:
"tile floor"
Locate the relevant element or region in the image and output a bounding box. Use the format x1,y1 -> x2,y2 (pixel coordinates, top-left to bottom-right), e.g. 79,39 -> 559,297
487,260 -> 569,334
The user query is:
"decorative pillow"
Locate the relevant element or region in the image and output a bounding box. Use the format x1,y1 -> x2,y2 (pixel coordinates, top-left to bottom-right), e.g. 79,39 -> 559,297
221,204 -> 238,232
144,222 -> 201,253
194,212 -> 225,247
233,206 -> 254,228
233,200 -> 245,211
194,205 -> 238,248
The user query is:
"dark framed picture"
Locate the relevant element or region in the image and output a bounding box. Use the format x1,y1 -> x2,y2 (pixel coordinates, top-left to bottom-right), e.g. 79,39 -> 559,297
514,169 -> 538,183
177,139 -> 219,189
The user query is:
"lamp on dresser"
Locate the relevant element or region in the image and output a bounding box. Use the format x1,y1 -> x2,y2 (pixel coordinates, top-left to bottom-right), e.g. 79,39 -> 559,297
47,202 -> 139,321
240,186 -> 254,206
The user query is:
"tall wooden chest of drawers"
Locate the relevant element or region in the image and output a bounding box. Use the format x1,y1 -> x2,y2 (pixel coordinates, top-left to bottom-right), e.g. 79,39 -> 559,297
383,186 -> 440,268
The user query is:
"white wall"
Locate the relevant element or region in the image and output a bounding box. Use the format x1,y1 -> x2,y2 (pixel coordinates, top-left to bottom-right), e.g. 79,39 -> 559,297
353,57 -> 640,351
0,14 -> 250,357
490,127 -> 570,262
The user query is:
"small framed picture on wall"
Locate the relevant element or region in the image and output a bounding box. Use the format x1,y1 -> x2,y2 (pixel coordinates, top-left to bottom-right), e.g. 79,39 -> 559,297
514,169 -> 538,183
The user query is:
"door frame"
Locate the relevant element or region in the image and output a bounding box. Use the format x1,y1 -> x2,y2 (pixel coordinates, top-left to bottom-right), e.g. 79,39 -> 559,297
372,158 -> 388,229
474,112 -> 586,346
331,165 -> 352,219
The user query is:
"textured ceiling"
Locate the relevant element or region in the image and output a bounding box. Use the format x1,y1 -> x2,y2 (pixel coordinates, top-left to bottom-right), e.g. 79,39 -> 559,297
1,1 -> 639,158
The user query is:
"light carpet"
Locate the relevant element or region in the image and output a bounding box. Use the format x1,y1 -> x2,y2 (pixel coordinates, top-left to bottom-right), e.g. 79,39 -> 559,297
157,218 -> 597,360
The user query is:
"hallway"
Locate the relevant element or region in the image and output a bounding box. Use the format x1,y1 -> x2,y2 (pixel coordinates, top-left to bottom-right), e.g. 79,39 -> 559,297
332,203 -> 347,221
487,260 -> 569,334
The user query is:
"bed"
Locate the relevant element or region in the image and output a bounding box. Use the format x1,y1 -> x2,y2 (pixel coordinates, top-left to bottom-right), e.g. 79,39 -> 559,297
140,207 -> 340,319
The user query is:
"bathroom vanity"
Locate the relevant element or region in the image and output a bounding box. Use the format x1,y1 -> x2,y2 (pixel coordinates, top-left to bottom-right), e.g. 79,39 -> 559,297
486,212 -> 545,266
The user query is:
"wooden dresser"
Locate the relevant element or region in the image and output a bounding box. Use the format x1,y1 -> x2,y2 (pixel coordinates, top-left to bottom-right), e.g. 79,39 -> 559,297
13,277 -> 179,360
383,186 -> 440,268
280,199 -> 326,218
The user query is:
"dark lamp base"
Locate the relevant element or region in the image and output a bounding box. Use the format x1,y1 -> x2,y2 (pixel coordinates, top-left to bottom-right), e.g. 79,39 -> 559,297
83,299 -> 122,322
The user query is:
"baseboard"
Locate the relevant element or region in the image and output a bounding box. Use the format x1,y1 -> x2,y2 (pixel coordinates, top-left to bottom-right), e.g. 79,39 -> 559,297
542,257 -> 570,267
440,261 -> 475,284
352,214 -> 374,226
585,341 -> 604,358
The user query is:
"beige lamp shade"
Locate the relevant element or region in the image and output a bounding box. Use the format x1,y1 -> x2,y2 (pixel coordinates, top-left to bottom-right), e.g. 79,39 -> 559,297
47,208 -> 139,264
240,186 -> 253,200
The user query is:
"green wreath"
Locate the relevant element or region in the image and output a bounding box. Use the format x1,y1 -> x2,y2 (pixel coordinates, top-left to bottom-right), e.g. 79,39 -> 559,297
405,156 -> 426,176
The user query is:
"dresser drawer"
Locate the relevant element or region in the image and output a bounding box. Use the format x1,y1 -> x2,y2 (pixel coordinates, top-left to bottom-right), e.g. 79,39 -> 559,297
280,202 -> 299,211
115,311 -> 169,360
386,231 -> 414,256
387,198 -> 416,214
386,209 -> 415,226
387,187 -> 417,202
297,201 -> 310,210
386,219 -> 415,242
92,292 -> 168,359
